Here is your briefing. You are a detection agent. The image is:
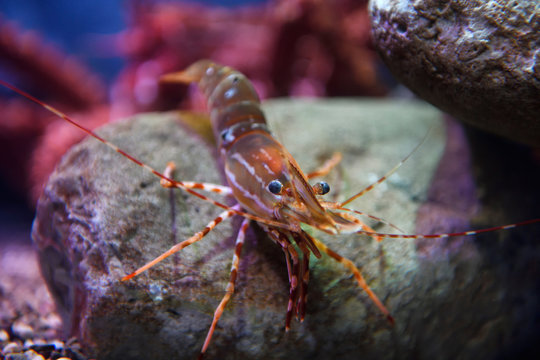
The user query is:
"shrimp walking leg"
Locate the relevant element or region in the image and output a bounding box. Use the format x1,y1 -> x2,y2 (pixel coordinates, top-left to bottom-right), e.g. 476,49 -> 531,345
295,240 -> 311,322
310,237 -> 394,324
306,152 -> 342,179
284,243 -> 301,331
122,206 -> 240,281
160,161 -> 233,195
199,218 -> 250,358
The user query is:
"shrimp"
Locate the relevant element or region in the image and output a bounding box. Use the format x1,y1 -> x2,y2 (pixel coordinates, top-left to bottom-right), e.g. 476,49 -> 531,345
1,61 -> 539,359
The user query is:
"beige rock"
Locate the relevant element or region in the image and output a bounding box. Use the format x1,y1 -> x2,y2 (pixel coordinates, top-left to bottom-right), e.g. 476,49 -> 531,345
31,100 -> 540,360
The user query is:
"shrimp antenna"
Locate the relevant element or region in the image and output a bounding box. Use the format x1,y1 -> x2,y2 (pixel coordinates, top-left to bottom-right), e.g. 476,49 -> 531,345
322,202 -> 405,233
340,126 -> 432,207
355,218 -> 540,239
0,79 -> 296,231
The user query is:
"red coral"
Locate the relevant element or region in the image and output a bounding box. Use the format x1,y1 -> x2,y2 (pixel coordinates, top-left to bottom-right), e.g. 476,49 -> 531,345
0,0 -> 385,205
0,17 -> 109,204
114,0 -> 385,111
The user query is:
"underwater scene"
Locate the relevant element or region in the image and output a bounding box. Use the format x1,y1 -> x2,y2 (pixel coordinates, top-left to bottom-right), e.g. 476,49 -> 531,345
0,1 -> 539,359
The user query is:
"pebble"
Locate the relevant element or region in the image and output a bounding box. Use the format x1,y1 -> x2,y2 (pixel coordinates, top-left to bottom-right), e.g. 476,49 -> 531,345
24,338 -> 46,348
2,341 -> 22,354
23,339 -> 33,348
23,349 -> 45,360
0,327 -> 78,360
0,329 -> 9,343
50,340 -> 65,350
11,320 -> 34,339
38,313 -> 62,331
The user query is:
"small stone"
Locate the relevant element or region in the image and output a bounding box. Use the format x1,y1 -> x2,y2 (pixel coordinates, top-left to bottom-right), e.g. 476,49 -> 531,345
29,339 -> 46,346
23,339 -> 34,348
3,341 -> 22,354
23,349 -> 45,360
38,313 -> 62,331
0,329 -> 10,343
50,340 -> 65,350
11,321 -> 34,339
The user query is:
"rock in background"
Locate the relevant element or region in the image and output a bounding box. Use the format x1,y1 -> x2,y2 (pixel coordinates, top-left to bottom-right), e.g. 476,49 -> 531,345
30,100 -> 540,360
369,0 -> 540,145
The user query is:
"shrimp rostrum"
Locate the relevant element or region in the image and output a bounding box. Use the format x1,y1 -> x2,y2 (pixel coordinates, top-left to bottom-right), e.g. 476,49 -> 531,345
3,60 -> 539,358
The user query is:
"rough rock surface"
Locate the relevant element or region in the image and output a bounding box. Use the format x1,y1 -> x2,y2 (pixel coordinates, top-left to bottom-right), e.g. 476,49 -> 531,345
369,0 -> 540,145
31,100 -> 540,359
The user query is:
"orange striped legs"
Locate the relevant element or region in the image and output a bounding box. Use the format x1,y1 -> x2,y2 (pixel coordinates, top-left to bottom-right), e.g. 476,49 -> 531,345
160,161 -> 233,196
330,205 -> 405,234
306,152 -> 342,179
121,206 -> 239,281
268,230 -> 316,330
295,240 -> 311,322
284,242 -> 300,331
353,219 -> 383,243
310,237 -> 394,325
282,235 -> 311,328
199,218 -> 250,359
159,161 -> 177,187
267,230 -> 300,331
326,208 -> 386,243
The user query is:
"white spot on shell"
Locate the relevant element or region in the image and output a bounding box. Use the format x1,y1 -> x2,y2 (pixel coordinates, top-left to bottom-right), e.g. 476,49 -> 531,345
224,87 -> 237,100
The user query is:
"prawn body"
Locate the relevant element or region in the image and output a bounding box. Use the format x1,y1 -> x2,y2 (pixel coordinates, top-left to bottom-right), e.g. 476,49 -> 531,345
164,61 -> 358,234
162,61 -> 376,341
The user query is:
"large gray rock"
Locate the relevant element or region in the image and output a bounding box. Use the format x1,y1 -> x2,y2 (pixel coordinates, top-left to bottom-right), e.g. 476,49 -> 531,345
369,0 -> 540,145
32,100 -> 540,359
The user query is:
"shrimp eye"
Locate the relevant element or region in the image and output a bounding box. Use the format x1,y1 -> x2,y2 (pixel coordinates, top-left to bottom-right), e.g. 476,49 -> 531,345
268,180 -> 283,195
313,181 -> 330,195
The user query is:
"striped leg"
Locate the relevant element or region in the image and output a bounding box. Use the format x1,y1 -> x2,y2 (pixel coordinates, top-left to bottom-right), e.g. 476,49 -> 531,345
160,161 -> 233,196
122,206 -> 239,281
163,161 -> 181,276
199,218 -> 250,358
284,243 -> 300,331
281,243 -> 293,284
274,231 -> 316,327
310,237 -> 394,325
295,240 -> 310,322
323,202 -> 405,234
355,220 -> 383,243
306,152 -> 342,179
330,209 -> 386,243
266,229 -> 300,329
